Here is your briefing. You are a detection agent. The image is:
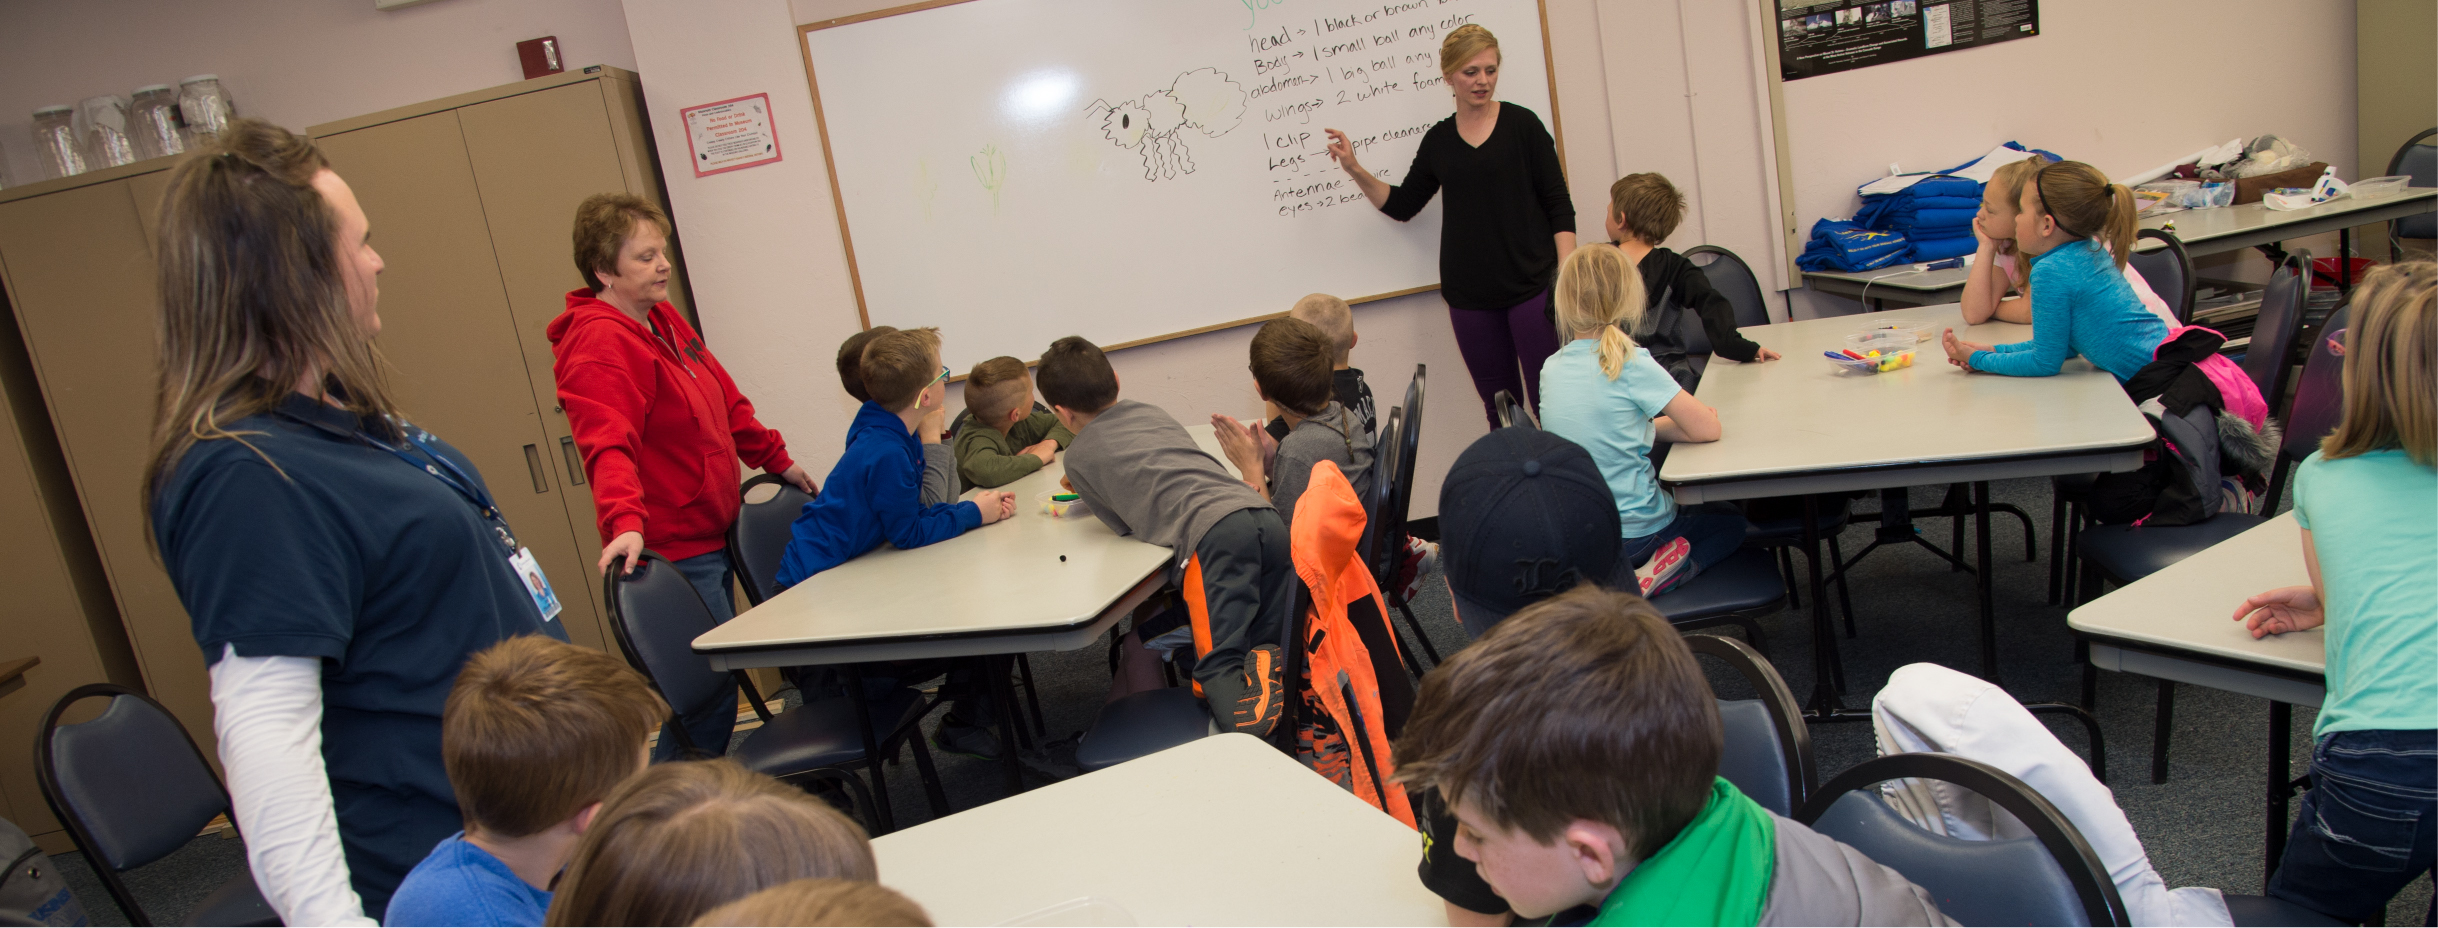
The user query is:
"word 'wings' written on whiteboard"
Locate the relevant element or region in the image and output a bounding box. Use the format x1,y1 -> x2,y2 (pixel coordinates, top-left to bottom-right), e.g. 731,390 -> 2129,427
801,0 -> 1553,370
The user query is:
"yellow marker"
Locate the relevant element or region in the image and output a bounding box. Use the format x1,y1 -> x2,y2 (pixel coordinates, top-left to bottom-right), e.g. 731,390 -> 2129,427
1867,349 -> 1881,357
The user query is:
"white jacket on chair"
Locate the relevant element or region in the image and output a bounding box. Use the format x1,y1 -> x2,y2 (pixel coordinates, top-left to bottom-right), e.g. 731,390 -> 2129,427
1871,662 -> 2232,927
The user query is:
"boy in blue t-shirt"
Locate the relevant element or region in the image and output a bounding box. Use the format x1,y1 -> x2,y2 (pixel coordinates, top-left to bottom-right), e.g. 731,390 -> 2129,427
385,637 -> 665,927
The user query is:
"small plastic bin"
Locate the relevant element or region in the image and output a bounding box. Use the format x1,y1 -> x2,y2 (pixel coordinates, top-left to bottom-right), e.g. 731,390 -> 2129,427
1865,318 -> 1936,344
2349,175 -> 2412,200
1827,331 -> 1916,374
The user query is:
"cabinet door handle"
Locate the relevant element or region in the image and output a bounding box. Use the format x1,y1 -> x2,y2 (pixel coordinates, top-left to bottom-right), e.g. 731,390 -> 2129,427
523,444 -> 549,493
560,436 -> 588,486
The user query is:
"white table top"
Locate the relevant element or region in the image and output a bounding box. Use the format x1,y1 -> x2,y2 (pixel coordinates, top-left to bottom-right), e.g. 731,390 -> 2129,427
873,733 -> 1447,927
2067,513 -> 2324,678
1657,304 -> 2154,501
1803,265 -> 1971,292
694,425 -> 1238,665
2139,188 -> 2436,257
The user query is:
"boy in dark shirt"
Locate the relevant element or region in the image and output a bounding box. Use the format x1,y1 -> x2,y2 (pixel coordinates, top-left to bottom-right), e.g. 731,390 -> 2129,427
1265,294 -> 1377,441
1040,336 -> 1290,736
1216,318 -> 1372,530
1607,173 -> 1781,391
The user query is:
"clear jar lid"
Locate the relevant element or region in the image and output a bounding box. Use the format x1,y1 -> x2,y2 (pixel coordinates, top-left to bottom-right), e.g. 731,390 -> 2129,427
34,104 -> 72,117
180,74 -> 220,85
134,84 -> 173,95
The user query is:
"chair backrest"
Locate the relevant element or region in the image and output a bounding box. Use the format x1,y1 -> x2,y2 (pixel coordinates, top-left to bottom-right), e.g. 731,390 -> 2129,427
1797,753 -> 2130,927
2283,305 -> 2348,463
2389,128 -> 2437,240
604,551 -> 733,752
1491,389 -> 1521,428
1685,634 -> 1813,816
728,474 -> 815,607
37,684 -> 232,923
1375,366 -> 1424,602
2127,229 -> 2195,325
1682,245 -> 1771,329
1367,407 -> 1404,592
2245,253 -> 2310,417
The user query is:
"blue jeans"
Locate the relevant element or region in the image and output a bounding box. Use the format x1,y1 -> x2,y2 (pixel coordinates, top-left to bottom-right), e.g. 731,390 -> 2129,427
1611,502 -> 1749,591
654,551 -> 739,761
2267,729 -> 2436,924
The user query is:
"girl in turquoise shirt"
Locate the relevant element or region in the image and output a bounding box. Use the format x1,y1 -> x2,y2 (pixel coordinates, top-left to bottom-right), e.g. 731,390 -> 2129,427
2232,261 -> 2436,924
1941,161 -> 2167,383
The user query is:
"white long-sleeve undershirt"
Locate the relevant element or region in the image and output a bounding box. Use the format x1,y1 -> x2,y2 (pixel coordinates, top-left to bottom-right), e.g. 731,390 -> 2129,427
208,643 -> 378,927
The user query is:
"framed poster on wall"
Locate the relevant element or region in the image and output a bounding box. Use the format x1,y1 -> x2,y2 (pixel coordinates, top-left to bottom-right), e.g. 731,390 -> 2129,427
1776,0 -> 2037,80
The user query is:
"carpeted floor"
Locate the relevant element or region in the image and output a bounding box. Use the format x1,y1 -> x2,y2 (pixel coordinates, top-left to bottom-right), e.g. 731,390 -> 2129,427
48,478 -> 2431,925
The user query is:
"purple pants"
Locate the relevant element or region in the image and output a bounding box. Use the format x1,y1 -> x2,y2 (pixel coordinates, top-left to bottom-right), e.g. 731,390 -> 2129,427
1448,290 -> 1561,428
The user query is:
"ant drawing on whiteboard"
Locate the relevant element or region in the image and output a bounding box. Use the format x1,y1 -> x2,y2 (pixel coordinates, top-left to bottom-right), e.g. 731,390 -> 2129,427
1087,68 -> 1247,182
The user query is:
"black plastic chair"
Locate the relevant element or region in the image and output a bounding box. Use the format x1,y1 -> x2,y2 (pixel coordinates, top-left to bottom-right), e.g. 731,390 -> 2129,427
2241,253 -> 2311,420
1362,407 -> 1428,680
1491,389 -> 1535,430
1683,244 -> 1773,328
604,551 -> 944,833
1687,634 -> 1813,816
727,473 -> 815,608
1797,753 -> 2130,927
1073,685 -> 1209,773
36,684 -> 278,927
2389,127 -> 2436,260
1647,548 -> 1782,656
1368,367 -> 1444,672
2127,228 -> 2196,325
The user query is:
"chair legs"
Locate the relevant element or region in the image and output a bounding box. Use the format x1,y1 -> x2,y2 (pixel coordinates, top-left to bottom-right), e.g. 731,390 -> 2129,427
1777,547 -> 1802,608
2048,493 -> 2070,605
2024,702 -> 2108,783
1828,536 -> 1855,639
1015,654 -> 1046,736
801,768 -> 883,834
1394,602 -> 1441,674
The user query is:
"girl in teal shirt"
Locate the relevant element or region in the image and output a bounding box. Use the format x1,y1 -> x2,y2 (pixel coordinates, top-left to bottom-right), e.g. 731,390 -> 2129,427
1941,161 -> 2166,383
2232,262 -> 2436,924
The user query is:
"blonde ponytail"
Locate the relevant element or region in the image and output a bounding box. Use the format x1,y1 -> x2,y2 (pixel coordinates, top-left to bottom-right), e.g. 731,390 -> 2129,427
1554,244 -> 1646,380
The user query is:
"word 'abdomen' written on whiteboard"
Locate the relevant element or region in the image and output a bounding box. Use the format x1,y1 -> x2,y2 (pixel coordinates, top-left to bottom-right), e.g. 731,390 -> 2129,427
802,0 -> 1553,371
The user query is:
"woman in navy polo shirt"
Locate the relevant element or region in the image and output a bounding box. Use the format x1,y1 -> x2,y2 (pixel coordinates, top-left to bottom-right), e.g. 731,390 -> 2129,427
145,120 -> 564,925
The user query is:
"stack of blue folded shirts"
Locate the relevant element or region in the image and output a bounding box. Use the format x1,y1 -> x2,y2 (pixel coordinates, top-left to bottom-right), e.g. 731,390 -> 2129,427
1794,219 -> 1910,272
1856,176 -> 1984,262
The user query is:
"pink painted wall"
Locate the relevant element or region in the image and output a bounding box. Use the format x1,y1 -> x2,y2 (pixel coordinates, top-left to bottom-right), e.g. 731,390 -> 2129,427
0,0 -> 637,186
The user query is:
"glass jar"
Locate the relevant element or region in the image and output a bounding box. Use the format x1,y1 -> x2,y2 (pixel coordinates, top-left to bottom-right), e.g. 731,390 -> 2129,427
33,105 -> 88,179
130,84 -> 186,160
177,75 -> 234,141
76,95 -> 138,169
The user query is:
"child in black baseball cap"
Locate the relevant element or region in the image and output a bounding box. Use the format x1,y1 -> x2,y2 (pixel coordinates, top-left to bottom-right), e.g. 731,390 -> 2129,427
1435,426 -> 1622,638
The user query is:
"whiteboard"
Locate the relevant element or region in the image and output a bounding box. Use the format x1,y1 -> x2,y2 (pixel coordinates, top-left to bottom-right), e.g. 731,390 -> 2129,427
800,0 -> 1557,372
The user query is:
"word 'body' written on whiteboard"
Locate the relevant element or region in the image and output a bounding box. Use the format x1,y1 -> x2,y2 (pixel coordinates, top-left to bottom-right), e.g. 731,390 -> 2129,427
801,0 -> 1555,371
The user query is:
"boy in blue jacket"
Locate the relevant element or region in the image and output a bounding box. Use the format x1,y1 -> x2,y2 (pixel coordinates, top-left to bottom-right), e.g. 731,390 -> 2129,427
777,326 -> 1017,757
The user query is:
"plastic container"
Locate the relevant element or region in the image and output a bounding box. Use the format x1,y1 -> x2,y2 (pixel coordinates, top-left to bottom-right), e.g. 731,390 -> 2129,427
1865,318 -> 1936,344
1037,490 -> 1084,518
130,85 -> 186,160
32,105 -> 87,179
2349,175 -> 2412,200
76,95 -> 138,169
1827,331 -> 1917,374
177,75 -> 234,141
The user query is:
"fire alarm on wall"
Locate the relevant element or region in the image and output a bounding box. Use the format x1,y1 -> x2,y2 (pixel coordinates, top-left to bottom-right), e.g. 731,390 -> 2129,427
517,36 -> 564,80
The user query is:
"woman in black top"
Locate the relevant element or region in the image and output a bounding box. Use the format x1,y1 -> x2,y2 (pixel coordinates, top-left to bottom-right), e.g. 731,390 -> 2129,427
1324,24 -> 1576,427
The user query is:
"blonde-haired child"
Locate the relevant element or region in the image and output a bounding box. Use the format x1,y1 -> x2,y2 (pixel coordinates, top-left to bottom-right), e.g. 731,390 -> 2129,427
1942,160 -> 2168,381
2232,261 -> 2435,925
1537,244 -> 1744,596
1962,156 -> 2176,330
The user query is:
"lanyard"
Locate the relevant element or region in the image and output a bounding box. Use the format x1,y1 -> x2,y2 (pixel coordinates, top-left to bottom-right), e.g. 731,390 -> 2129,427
364,421 -> 520,553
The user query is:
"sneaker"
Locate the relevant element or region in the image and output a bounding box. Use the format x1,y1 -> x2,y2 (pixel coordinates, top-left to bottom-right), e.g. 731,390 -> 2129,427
1634,536 -> 1693,597
1396,536 -> 1440,602
1018,733 -> 1084,783
931,715 -> 1003,761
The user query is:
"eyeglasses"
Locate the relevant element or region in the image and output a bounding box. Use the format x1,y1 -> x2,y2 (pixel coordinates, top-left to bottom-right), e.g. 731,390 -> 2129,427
934,365 -> 952,385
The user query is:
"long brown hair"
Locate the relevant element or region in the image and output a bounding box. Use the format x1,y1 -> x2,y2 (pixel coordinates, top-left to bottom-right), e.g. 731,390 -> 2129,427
546,759 -> 876,927
2322,261 -> 2435,465
2028,160 -> 2137,270
145,118 -> 400,522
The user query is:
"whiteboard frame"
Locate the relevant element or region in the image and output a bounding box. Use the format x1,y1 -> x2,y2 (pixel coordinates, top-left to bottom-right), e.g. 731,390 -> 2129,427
795,0 -> 1565,347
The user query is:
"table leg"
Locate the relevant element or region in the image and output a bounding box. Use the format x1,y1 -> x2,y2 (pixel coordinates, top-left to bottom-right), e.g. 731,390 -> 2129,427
1800,495 -> 1871,725
840,664 -> 898,833
2265,700 -> 2293,886
987,654 -> 1028,795
1975,481 -> 1998,682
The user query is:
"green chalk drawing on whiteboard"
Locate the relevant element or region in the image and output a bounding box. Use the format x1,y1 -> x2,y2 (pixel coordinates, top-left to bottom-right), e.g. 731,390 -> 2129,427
915,159 -> 939,221
971,144 -> 1008,212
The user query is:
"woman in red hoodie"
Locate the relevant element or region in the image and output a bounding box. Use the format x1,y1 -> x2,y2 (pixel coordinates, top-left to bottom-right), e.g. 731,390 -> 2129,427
551,194 -> 813,756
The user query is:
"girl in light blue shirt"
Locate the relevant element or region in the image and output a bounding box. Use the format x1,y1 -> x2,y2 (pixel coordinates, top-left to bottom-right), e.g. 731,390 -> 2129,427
1942,160 -> 2167,383
2231,262 -> 2436,924
1539,244 -> 1745,596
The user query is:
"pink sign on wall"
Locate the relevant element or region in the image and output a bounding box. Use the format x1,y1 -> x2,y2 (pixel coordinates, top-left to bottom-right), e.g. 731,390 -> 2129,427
679,93 -> 783,177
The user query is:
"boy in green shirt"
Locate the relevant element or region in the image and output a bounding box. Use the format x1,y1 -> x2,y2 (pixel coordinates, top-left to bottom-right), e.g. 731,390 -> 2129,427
1395,586 -> 1951,926
953,356 -> 1074,490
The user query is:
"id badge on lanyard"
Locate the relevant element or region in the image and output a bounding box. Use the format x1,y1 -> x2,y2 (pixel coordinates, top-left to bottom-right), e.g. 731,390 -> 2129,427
373,422 -> 563,623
